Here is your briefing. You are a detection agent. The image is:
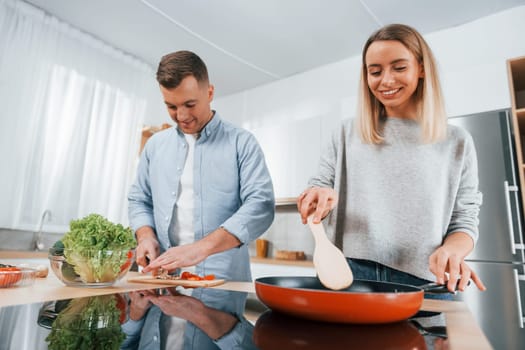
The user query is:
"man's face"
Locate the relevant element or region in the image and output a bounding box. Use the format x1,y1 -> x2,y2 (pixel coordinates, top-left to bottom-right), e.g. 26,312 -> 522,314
160,76 -> 214,134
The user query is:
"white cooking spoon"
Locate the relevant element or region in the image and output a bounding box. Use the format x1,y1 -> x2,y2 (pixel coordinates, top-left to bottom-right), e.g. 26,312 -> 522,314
307,216 -> 353,290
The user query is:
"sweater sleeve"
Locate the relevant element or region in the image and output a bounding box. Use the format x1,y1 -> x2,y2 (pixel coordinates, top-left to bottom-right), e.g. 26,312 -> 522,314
446,133 -> 483,244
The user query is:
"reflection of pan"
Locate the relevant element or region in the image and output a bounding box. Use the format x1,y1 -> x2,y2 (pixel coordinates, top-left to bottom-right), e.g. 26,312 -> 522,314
255,276 -> 451,323
253,310 -> 427,350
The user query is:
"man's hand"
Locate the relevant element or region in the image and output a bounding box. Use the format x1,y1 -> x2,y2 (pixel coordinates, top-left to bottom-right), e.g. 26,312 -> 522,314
142,241 -> 207,274
142,227 -> 241,274
135,226 -> 160,268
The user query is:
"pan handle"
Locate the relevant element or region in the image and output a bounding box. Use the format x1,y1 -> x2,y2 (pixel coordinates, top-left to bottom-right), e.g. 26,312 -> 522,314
419,280 -> 470,294
410,320 -> 447,339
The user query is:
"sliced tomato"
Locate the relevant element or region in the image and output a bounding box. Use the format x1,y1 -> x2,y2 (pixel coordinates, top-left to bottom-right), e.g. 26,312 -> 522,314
119,250 -> 134,272
179,271 -> 215,281
180,271 -> 193,280
120,260 -> 132,272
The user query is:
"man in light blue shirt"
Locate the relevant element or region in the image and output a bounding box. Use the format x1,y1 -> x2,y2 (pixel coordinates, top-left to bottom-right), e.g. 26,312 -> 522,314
125,50 -> 273,348
128,50 -> 274,282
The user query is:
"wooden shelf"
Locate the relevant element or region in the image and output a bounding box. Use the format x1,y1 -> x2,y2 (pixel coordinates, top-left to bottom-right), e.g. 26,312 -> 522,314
509,57 -> 525,90
250,256 -> 313,268
139,123 -> 172,154
508,56 -> 525,220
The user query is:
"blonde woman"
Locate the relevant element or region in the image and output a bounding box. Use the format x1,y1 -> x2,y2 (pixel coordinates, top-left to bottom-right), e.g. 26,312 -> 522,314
298,24 -> 486,297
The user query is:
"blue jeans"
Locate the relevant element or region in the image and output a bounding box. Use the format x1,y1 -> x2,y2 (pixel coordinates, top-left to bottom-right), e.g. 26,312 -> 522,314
347,258 -> 452,317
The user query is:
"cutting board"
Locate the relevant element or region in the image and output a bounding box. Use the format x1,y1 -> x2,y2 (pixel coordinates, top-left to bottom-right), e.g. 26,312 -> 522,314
127,275 -> 226,288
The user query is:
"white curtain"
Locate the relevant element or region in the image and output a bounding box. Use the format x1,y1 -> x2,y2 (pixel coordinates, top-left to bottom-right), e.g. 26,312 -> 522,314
0,0 -> 158,231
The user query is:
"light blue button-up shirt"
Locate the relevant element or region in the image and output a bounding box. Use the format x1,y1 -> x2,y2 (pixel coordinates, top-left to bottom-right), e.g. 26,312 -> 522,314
128,112 -> 275,282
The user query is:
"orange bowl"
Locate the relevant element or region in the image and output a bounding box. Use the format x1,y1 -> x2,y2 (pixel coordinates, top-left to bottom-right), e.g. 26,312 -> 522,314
0,267 -> 36,288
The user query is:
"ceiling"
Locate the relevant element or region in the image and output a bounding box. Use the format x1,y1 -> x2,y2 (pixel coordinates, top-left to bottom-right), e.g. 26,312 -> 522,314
23,0 -> 525,97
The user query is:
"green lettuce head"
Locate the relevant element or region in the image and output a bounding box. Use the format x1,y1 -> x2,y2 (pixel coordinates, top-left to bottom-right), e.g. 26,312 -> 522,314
62,214 -> 136,283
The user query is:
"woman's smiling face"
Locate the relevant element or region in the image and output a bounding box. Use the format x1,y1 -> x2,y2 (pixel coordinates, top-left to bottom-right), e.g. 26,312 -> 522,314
365,40 -> 424,119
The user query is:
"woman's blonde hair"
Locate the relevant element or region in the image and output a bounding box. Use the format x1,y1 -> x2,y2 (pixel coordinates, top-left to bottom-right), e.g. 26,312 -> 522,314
357,24 -> 447,144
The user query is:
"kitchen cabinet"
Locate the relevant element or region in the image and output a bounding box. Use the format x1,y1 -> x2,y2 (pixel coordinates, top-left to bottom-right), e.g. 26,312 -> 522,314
253,117 -> 321,198
507,56 -> 525,218
250,106 -> 345,198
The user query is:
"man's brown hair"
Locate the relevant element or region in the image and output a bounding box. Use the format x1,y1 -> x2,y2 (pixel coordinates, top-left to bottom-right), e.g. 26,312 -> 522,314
156,50 -> 209,88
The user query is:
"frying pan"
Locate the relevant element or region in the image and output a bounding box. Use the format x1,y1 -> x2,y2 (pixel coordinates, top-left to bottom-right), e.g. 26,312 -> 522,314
253,310 -> 428,350
254,276 -> 452,324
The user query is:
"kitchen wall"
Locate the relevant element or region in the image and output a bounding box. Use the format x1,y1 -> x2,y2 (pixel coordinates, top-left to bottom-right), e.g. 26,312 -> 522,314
213,6 -> 525,258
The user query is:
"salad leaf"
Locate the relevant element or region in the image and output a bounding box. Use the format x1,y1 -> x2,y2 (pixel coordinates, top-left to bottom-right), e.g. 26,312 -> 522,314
62,214 -> 135,283
46,294 -> 126,350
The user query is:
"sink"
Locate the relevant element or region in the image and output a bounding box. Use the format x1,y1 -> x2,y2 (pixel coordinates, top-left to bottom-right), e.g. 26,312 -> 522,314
0,258 -> 50,267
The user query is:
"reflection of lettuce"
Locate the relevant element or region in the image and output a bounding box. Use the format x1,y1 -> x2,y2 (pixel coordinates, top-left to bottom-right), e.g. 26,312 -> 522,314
46,295 -> 126,350
62,214 -> 135,283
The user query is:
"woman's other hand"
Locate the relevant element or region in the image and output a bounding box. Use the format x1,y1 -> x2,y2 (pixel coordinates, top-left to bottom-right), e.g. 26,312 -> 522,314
297,187 -> 338,224
429,232 -> 486,292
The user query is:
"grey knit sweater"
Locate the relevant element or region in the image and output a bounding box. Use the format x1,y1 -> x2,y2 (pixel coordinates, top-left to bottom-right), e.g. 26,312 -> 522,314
309,117 -> 482,281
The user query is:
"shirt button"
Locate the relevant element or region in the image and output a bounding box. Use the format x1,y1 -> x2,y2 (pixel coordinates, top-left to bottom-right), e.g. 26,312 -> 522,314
153,335 -> 158,342
171,191 -> 176,196
165,216 -> 169,221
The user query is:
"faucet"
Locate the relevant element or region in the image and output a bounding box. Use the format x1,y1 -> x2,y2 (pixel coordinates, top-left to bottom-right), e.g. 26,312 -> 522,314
34,209 -> 52,251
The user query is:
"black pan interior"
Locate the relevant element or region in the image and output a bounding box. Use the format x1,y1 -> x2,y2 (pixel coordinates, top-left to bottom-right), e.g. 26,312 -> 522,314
255,276 -> 421,293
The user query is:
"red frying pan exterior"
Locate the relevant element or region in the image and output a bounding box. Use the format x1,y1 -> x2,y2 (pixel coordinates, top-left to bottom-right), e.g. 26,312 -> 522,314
254,276 -> 425,324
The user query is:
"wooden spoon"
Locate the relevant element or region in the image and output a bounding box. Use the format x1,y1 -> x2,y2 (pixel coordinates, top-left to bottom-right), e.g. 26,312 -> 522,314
307,216 -> 353,290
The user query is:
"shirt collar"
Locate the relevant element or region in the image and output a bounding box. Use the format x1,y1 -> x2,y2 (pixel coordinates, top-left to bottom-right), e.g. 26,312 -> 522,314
199,110 -> 221,140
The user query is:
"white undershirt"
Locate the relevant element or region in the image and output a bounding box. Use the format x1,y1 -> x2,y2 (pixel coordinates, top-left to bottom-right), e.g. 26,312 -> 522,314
163,133 -> 198,349
169,133 -> 197,247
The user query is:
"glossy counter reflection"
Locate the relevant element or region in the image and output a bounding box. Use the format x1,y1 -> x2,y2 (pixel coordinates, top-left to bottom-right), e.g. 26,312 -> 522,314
0,287 -> 448,350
